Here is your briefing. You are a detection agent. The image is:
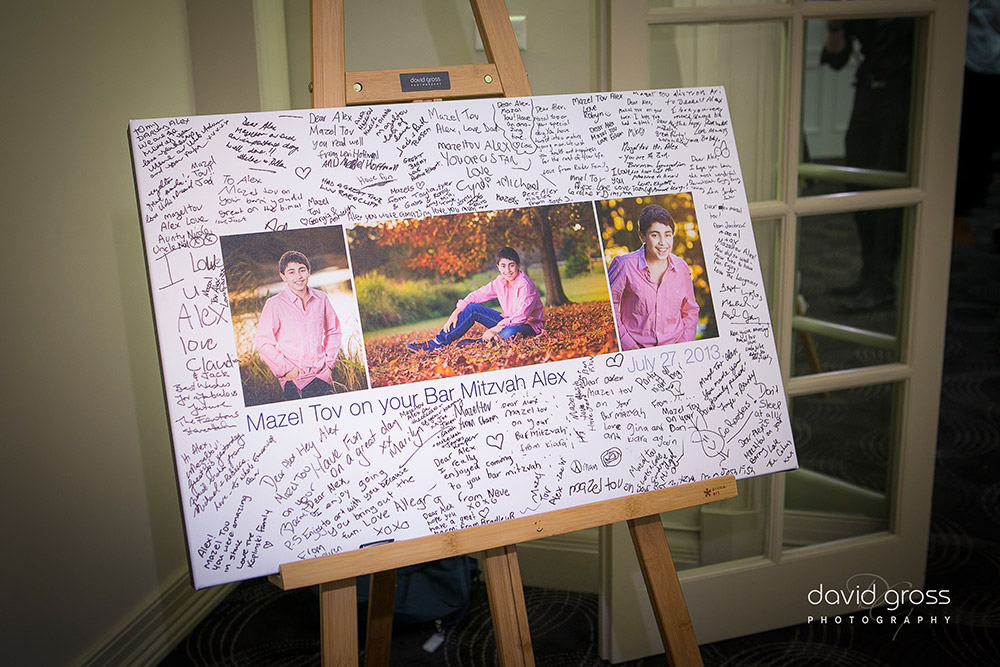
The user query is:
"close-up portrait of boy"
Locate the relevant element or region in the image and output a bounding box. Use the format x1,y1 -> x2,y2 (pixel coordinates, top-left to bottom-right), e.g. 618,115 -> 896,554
607,204 -> 699,350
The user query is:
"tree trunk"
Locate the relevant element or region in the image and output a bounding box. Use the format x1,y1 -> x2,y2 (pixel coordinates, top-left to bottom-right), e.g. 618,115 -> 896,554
532,208 -> 571,306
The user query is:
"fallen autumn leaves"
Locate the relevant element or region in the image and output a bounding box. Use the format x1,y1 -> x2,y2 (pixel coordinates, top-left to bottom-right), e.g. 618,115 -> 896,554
365,301 -> 620,388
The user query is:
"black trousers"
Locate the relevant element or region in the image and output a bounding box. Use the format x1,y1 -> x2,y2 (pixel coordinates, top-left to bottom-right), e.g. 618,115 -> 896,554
283,377 -> 334,400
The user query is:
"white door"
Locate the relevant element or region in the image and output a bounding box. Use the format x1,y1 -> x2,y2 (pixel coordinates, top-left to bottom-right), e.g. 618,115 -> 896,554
603,0 -> 966,661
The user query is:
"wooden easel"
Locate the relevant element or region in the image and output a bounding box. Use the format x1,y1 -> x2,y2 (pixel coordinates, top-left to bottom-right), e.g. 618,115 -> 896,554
310,0 -> 530,108
271,476 -> 736,667
270,2 -> 737,666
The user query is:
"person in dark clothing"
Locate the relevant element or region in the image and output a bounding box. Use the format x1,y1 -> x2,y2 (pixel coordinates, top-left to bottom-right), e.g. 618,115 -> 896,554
821,18 -> 914,309
955,1 -> 1000,219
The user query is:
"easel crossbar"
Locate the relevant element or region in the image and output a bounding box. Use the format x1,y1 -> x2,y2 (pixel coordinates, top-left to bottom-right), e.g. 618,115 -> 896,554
271,476 -> 736,590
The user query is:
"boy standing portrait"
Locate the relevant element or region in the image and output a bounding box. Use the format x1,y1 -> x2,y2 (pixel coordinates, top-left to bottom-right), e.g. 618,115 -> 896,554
255,250 -> 342,400
607,204 -> 700,350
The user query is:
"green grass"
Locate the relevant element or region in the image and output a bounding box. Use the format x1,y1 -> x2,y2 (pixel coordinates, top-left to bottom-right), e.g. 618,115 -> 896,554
561,270 -> 612,303
355,271 -> 466,331
240,348 -> 368,406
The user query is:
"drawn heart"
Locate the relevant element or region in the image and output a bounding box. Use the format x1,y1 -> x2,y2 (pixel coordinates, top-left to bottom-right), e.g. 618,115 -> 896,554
486,433 -> 503,449
606,353 -> 624,368
478,507 -> 490,519
294,166 -> 312,180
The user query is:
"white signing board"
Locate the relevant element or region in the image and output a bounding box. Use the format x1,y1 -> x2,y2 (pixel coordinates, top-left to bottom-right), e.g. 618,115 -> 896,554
129,87 -> 797,589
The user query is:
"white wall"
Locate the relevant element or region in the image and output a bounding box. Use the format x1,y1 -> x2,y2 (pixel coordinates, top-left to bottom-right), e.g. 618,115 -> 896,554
0,2 -> 603,663
1,2 -> 197,665
186,0 -> 263,114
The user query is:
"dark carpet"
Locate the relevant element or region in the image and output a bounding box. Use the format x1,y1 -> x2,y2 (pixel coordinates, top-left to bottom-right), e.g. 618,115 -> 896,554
159,184 -> 999,666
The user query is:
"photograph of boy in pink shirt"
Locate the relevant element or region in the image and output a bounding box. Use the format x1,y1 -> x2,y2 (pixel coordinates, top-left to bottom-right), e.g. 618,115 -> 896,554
607,204 -> 701,350
255,251 -> 343,400
222,226 -> 368,406
407,247 -> 543,351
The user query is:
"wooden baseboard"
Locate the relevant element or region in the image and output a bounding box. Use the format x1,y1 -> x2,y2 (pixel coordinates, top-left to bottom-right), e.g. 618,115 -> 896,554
784,510 -> 889,547
74,571 -> 235,667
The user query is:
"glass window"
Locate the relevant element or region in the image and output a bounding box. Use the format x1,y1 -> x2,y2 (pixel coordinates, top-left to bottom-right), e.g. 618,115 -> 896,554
752,218 -> 780,323
792,207 -> 910,377
696,478 -> 769,567
799,17 -> 919,197
783,383 -> 897,549
650,21 -> 786,202
652,0 -> 787,6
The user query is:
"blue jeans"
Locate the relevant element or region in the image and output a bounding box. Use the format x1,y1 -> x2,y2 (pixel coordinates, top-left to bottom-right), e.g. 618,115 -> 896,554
435,303 -> 536,345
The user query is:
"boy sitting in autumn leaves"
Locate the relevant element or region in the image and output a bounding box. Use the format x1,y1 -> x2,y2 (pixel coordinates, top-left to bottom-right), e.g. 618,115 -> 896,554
407,247 -> 544,351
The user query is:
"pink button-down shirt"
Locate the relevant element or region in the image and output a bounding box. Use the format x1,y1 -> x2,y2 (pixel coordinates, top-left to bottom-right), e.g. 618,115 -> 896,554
608,246 -> 699,350
456,271 -> 545,334
255,287 -> 342,390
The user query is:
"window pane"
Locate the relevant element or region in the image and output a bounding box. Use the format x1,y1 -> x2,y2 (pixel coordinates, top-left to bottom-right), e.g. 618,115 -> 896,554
665,477 -> 769,571
652,0 -> 787,6
792,207 -> 910,377
784,383 -> 897,550
753,218 -> 780,323
799,17 -> 919,196
650,22 -> 786,202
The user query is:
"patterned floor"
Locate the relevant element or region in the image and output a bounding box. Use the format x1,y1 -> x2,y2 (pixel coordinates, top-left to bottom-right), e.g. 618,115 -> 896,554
160,193 -> 999,667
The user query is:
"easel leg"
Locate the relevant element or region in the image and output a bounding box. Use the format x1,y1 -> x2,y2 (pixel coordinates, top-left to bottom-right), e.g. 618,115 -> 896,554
320,578 -> 359,667
483,545 -> 535,667
627,515 -> 704,667
364,570 -> 396,667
